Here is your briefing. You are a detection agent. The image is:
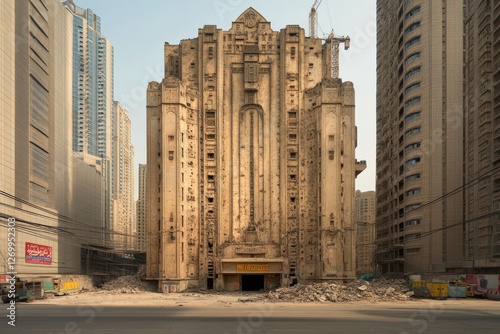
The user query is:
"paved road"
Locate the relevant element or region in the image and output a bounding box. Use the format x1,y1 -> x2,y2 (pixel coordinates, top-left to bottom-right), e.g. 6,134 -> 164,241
1,301 -> 499,334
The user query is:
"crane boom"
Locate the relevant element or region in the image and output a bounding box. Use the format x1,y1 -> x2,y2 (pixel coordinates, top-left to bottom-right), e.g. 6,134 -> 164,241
328,31 -> 350,79
309,1 -> 350,79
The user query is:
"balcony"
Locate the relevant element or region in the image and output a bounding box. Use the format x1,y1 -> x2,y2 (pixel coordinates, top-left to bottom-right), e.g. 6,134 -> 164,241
355,160 -> 367,177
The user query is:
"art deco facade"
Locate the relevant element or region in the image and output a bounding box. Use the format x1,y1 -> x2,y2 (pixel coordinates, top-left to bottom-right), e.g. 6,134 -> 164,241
146,8 -> 365,291
464,0 -> 500,270
0,0 -> 103,275
376,0 -> 464,274
112,102 -> 135,251
136,164 -> 147,252
355,191 -> 376,275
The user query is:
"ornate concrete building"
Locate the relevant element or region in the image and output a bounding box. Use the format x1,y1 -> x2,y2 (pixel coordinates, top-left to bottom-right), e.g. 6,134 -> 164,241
146,8 -> 365,291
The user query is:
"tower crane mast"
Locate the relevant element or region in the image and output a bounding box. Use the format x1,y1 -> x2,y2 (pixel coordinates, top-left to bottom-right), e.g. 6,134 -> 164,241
309,1 -> 350,79
309,0 -> 322,39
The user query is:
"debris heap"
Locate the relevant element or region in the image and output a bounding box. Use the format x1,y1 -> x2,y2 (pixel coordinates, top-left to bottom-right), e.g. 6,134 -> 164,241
257,279 -> 413,303
101,266 -> 156,294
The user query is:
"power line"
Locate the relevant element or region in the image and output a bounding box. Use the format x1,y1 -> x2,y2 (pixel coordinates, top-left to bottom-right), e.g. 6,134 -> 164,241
406,164 -> 500,214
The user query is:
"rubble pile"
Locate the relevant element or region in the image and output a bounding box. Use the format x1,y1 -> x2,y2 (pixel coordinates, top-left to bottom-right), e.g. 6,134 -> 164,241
258,279 -> 413,303
101,266 -> 156,294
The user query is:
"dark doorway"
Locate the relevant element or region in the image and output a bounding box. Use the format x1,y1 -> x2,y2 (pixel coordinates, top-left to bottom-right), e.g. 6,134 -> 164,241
207,278 -> 214,290
241,275 -> 264,291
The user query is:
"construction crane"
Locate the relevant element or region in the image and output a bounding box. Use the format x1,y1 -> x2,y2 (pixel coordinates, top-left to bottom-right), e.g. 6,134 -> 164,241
326,30 -> 350,79
309,0 -> 322,39
309,1 -> 350,79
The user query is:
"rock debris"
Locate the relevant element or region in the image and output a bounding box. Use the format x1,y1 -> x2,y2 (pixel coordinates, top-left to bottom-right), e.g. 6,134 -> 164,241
101,266 -> 156,294
256,279 -> 411,303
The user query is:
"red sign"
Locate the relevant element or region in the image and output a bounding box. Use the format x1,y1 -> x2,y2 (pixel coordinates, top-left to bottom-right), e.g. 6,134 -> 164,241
25,242 -> 52,265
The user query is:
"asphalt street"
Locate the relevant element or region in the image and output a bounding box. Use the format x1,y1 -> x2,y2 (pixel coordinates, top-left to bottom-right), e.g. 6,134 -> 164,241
1,301 -> 499,334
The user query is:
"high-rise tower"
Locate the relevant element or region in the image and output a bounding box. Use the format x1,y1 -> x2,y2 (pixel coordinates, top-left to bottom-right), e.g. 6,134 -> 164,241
464,0 -> 500,269
376,0 -> 464,274
0,0 -> 103,275
112,102 -> 135,251
63,0 -> 115,242
137,164 -> 147,252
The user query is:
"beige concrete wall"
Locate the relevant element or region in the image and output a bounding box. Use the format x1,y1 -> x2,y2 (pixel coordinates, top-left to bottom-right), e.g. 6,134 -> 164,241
0,0 -> 104,276
376,0 -> 464,274
356,191 -> 376,275
147,8 -> 362,288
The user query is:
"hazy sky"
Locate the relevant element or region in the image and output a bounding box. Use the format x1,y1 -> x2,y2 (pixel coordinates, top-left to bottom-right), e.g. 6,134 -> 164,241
77,0 -> 377,195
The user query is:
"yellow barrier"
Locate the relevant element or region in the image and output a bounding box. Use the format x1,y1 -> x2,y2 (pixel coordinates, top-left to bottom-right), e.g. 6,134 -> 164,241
61,281 -> 79,292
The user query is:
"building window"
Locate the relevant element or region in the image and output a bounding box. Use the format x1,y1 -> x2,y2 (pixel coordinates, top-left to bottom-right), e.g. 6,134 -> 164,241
168,135 -> 174,141
405,97 -> 421,108
405,233 -> 421,240
405,219 -> 421,226
405,174 -> 420,183
405,204 -> 420,212
404,6 -> 421,20
405,248 -> 420,254
404,82 -> 421,95
404,157 -> 421,168
405,142 -> 420,153
207,152 -> 215,159
289,133 -> 297,140
405,188 -> 421,197
405,36 -> 421,49
288,111 -> 297,118
405,111 -> 421,123
405,67 -> 421,80
405,127 -> 421,137
405,53 -> 421,65
290,152 -> 297,159
404,21 -> 421,35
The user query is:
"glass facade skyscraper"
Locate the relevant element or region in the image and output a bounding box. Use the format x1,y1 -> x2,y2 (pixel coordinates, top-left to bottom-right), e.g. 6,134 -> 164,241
63,0 -> 115,244
65,2 -> 114,158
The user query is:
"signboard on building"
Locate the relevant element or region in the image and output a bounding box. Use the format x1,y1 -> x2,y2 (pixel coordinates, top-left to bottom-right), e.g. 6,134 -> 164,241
236,263 -> 269,271
25,242 -> 52,265
221,260 -> 284,274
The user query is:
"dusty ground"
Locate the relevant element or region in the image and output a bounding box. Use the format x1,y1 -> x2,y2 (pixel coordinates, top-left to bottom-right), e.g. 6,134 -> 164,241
33,289 -> 499,308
